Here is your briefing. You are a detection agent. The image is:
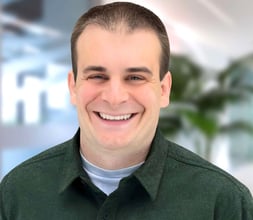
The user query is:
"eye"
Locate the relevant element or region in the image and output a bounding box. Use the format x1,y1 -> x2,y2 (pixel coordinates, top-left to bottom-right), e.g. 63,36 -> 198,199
126,75 -> 145,81
87,74 -> 109,81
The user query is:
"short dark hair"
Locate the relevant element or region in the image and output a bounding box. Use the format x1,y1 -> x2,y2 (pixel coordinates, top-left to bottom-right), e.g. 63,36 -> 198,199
71,2 -> 170,80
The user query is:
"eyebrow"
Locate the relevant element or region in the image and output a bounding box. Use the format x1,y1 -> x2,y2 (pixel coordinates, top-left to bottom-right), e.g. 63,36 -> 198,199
126,67 -> 153,75
82,65 -> 152,75
82,66 -> 107,73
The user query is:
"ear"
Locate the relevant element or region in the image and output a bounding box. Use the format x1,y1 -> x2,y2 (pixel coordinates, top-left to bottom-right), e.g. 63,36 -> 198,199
160,71 -> 172,108
68,71 -> 77,105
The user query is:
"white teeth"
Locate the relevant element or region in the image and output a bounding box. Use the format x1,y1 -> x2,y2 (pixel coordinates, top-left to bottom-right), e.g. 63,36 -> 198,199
99,113 -> 132,121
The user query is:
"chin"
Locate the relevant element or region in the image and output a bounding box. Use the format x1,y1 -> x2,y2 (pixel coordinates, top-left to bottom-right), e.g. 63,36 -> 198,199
99,137 -> 131,150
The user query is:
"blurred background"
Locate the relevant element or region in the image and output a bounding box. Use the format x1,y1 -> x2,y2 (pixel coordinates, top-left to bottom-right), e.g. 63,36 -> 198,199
0,0 -> 253,192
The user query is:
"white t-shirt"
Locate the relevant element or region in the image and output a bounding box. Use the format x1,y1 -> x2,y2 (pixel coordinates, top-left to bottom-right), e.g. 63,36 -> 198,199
80,153 -> 144,195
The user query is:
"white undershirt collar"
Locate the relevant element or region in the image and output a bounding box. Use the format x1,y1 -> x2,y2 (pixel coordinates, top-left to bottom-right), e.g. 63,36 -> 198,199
80,152 -> 144,195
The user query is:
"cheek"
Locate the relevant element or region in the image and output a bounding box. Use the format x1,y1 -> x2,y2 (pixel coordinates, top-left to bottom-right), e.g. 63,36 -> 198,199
75,84 -> 98,106
134,87 -> 161,107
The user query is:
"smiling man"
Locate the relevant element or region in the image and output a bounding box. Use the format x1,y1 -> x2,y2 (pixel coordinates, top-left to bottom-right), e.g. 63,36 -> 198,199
68,24 -> 171,171
0,2 -> 253,220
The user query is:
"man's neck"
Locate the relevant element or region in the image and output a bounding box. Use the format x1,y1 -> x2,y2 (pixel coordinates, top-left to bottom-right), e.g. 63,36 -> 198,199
80,145 -> 149,170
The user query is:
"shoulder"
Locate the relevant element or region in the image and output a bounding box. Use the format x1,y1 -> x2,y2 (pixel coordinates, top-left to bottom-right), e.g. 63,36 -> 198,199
154,137 -> 253,218
164,139 -> 252,197
0,139 -> 71,190
0,138 -> 77,218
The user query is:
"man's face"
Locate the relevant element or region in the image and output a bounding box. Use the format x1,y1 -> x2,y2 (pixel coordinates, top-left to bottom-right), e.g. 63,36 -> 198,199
68,25 -> 171,158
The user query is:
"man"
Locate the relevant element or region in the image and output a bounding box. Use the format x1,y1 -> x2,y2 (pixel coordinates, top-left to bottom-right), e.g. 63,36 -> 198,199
0,2 -> 252,219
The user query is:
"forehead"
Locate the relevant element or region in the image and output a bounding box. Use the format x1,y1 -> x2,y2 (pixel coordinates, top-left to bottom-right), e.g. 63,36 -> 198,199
75,25 -> 162,77
77,24 -> 162,54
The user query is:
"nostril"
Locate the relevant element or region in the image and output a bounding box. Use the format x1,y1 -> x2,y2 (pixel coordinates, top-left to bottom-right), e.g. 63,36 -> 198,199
101,89 -> 129,105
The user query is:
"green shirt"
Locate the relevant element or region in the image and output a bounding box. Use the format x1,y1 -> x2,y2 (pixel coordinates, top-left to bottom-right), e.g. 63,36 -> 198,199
1,129 -> 253,220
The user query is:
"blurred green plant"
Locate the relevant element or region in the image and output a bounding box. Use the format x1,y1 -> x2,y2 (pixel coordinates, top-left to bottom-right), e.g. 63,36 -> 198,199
159,54 -> 253,161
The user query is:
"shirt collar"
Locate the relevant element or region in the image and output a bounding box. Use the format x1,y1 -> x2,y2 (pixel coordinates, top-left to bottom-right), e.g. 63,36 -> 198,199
134,129 -> 169,201
58,129 -> 85,194
58,128 -> 170,200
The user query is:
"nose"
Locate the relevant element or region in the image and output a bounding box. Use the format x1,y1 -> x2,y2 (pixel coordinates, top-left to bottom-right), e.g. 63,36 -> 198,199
101,78 -> 129,106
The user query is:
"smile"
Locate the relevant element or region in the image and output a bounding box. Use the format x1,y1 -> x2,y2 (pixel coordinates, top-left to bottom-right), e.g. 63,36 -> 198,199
98,112 -> 133,121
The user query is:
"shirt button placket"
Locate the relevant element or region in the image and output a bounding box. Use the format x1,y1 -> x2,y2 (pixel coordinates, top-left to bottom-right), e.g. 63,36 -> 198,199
98,195 -> 118,220
102,213 -> 109,220
98,210 -> 111,220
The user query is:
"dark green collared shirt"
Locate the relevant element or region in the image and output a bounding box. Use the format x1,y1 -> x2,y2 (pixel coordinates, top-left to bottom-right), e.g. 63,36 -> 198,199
1,129 -> 253,219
